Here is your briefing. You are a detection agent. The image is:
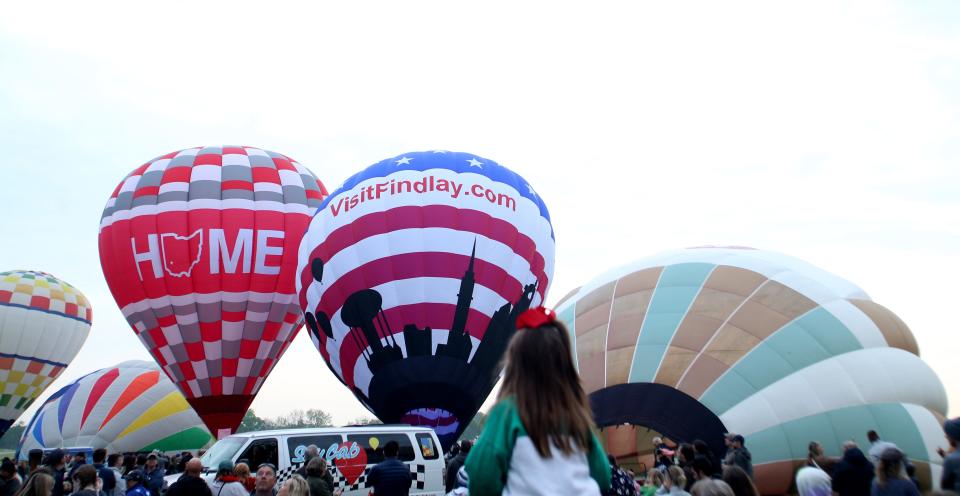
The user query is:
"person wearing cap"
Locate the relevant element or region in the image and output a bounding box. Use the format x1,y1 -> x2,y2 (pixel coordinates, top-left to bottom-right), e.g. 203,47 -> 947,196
124,470 -> 151,496
142,454 -> 165,496
722,435 -> 753,480
941,417 -> 960,491
207,460 -> 248,496
0,459 -> 21,496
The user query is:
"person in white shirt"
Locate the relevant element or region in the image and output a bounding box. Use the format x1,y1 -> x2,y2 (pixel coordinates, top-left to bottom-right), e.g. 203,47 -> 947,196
867,430 -> 899,464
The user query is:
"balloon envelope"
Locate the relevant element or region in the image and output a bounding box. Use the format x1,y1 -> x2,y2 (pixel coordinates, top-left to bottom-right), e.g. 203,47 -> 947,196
297,151 -> 555,448
98,146 -> 328,438
18,360 -> 212,458
0,270 -> 91,437
556,247 -> 947,493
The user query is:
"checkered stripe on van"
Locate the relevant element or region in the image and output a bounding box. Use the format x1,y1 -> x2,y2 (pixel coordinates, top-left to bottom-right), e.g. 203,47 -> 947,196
276,462 -> 426,490
275,462 -> 303,485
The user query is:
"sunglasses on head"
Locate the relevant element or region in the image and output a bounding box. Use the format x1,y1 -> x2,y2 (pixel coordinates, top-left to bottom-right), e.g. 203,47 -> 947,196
257,463 -> 277,473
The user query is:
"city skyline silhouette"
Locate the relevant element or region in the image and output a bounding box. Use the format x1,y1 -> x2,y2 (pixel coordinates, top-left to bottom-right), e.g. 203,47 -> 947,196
303,241 -> 539,444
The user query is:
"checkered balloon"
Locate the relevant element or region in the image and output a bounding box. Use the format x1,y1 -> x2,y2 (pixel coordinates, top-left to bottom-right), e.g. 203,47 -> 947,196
98,146 -> 328,438
0,270 -> 92,437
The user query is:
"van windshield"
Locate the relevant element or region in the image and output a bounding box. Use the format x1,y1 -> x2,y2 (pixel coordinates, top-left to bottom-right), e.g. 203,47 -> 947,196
200,437 -> 246,470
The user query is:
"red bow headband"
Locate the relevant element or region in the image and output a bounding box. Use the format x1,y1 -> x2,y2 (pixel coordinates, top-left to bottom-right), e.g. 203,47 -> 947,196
516,306 -> 557,330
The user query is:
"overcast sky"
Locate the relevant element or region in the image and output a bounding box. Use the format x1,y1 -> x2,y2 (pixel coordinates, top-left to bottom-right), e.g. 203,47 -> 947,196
1,1 -> 958,428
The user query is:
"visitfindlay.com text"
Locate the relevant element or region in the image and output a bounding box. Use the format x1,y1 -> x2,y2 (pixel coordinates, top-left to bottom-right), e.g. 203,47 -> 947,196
329,175 -> 518,217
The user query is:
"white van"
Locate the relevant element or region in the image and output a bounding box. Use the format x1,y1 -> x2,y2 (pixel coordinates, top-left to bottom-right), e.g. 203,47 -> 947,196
181,425 -> 445,495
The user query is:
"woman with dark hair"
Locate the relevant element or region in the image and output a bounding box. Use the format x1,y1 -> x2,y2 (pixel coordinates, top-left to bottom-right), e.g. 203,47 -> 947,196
722,466 -> 759,496
871,449 -> 919,496
122,455 -> 136,476
679,444 -> 697,491
694,441 -> 721,478
465,307 -> 611,495
71,465 -> 101,496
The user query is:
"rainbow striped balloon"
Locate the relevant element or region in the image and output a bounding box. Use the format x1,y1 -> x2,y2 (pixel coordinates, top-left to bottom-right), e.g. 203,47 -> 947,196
18,360 -> 212,457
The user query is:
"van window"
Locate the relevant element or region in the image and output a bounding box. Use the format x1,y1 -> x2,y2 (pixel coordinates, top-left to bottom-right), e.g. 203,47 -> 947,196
287,435 -> 343,464
237,438 -> 279,470
416,433 -> 439,460
345,433 -> 415,464
200,437 -> 246,469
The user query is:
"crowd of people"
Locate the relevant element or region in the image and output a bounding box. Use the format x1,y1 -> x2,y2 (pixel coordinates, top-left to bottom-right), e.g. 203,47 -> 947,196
577,423 -> 960,496
0,446 -> 347,496
0,448 -> 174,496
5,306 -> 960,496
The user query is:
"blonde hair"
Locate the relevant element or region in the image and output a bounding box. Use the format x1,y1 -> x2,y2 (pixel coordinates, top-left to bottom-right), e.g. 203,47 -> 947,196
649,470 -> 665,486
19,471 -> 55,496
282,475 -> 310,496
667,466 -> 687,488
692,479 -> 735,496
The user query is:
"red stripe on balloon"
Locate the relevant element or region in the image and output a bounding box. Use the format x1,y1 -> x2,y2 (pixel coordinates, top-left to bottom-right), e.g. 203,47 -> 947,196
161,166 -> 192,184
315,252 -> 524,319
81,368 -> 120,429
133,186 -> 160,198
299,205 -> 549,308
221,180 -> 254,191
99,370 -> 160,431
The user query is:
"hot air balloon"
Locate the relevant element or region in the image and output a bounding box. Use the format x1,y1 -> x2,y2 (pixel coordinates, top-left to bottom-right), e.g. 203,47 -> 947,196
555,247 -> 948,493
17,360 -> 212,458
297,151 -> 554,448
0,270 -> 91,437
98,146 -> 328,438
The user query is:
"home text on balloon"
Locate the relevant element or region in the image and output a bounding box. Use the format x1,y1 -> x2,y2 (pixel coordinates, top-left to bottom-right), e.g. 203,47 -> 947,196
291,441 -> 362,463
130,228 -> 286,280
329,175 -> 517,217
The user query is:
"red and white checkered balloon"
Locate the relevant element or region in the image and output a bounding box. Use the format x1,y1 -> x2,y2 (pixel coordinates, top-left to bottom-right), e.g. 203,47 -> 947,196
98,146 -> 328,438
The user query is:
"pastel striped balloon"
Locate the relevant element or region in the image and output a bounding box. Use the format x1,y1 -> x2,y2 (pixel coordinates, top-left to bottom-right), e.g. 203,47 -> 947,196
18,360 -> 212,457
556,247 -> 948,494
297,150 -> 554,448
98,146 -> 328,438
0,270 -> 91,437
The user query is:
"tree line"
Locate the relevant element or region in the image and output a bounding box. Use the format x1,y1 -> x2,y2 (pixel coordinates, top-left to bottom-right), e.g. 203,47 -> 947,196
237,409 -> 382,432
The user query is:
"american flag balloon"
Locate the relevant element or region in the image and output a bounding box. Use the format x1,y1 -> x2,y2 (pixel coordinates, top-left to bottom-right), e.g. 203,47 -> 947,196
99,146 -> 328,438
296,151 -> 554,448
